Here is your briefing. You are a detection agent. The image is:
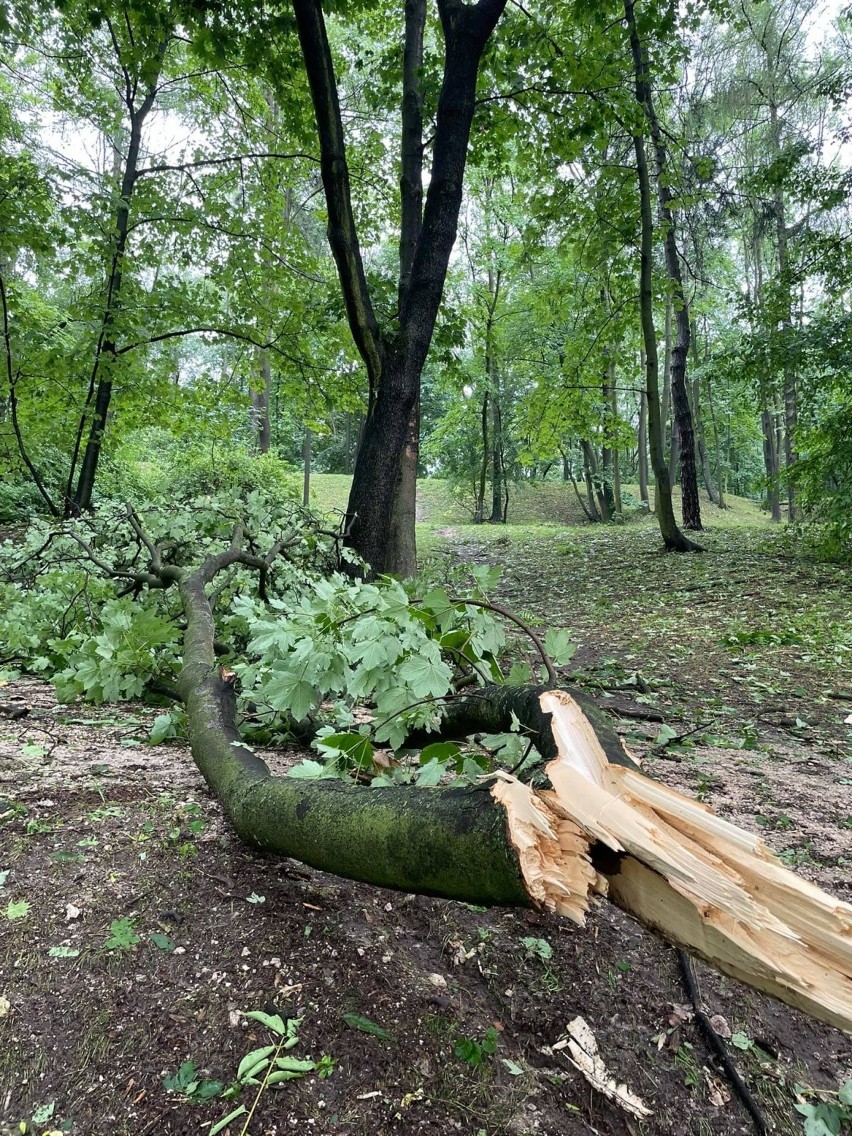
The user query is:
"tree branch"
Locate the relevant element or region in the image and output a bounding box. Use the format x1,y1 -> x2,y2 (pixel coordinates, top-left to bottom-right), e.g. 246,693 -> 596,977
291,0 -> 384,391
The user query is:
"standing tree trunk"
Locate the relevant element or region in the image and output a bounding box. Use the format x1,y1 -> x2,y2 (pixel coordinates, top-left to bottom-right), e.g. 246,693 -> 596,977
634,31 -> 702,531
489,396 -> 504,523
474,391 -> 489,523
767,94 -> 797,519
581,440 -> 607,521
688,327 -> 719,506
252,350 -> 272,454
302,427 -> 312,507
637,356 -> 650,507
293,0 -> 508,576
761,407 -> 782,522
67,37 -> 168,513
625,0 -> 699,552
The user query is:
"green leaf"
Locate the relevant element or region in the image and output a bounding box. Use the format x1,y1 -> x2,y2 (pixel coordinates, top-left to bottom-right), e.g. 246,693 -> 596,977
507,662 -> 532,685
149,932 -> 175,951
210,1106 -> 247,1136
470,565 -> 501,594
654,723 -> 678,746
544,628 -> 576,665
398,652 -> 453,699
31,1102 -> 55,1124
243,1010 -> 288,1035
419,587 -> 456,628
273,1056 -> 316,1073
149,713 -> 176,745
839,1080 -> 852,1107
4,899 -> 30,920
237,1045 -> 275,1080
104,917 -> 140,950
502,1059 -> 524,1075
286,759 -> 338,780
315,731 -> 374,769
521,936 -> 552,961
0,869 -> 9,887
414,758 -> 446,787
194,1079 -> 223,1101
341,1012 -> 391,1040
48,945 -> 80,958
730,1032 -> 752,1050
264,670 -> 317,721
163,1061 -> 197,1093
419,742 -> 462,765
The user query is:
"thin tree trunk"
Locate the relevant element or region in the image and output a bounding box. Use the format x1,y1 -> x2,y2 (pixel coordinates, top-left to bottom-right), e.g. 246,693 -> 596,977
581,440 -> 605,521
252,350 -> 272,454
638,355 -> 649,507
626,0 -> 699,552
704,367 -> 725,510
761,408 -> 782,522
661,294 -> 673,464
668,416 -> 679,488
689,333 -> 718,506
475,392 -> 489,523
489,396 -> 504,523
769,97 -> 797,520
302,427 -> 312,507
68,39 -> 168,513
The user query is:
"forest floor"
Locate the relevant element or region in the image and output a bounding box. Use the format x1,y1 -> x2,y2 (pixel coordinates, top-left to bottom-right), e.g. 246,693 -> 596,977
1,511 -> 851,1136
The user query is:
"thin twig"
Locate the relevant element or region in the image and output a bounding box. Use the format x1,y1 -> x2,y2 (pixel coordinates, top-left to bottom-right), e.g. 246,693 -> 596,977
677,949 -> 767,1136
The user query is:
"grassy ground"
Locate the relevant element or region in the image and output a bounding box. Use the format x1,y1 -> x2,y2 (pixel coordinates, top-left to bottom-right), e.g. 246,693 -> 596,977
1,500 -> 850,1136
308,473 -> 770,529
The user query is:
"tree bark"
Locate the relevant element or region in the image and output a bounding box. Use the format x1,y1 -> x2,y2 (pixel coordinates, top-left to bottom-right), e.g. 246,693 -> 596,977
625,0 -> 700,552
761,407 -> 782,522
768,93 -> 797,520
637,358 -> 649,507
632,17 -> 702,532
68,36 -> 169,513
580,440 -> 602,521
293,0 -> 508,576
386,0 -> 427,575
252,350 -> 272,454
474,391 -> 489,523
489,396 -> 504,523
302,427 -> 311,507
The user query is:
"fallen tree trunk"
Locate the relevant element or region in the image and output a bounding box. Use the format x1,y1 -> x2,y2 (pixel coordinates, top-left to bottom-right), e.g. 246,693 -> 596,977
175,557 -> 852,1035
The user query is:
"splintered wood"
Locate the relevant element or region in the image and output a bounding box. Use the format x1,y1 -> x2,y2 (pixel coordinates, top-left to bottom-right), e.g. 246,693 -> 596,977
490,689 -> 852,1034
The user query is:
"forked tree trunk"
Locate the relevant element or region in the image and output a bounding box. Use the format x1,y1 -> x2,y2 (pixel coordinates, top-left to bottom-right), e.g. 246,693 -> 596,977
293,0 -> 508,576
164,542 -> 852,1035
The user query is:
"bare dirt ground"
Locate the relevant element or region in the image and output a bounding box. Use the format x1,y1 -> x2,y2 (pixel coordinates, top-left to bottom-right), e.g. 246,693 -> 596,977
1,520 -> 851,1136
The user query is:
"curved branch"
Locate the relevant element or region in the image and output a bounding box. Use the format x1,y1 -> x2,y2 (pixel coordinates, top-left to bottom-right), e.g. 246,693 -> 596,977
458,598 -> 558,684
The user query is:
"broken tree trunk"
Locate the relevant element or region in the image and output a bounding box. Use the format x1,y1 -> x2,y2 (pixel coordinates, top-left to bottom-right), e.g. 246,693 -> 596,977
174,554 -> 852,1035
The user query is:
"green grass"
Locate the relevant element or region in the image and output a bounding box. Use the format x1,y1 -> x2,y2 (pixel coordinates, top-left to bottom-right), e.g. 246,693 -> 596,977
307,474 -> 769,530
